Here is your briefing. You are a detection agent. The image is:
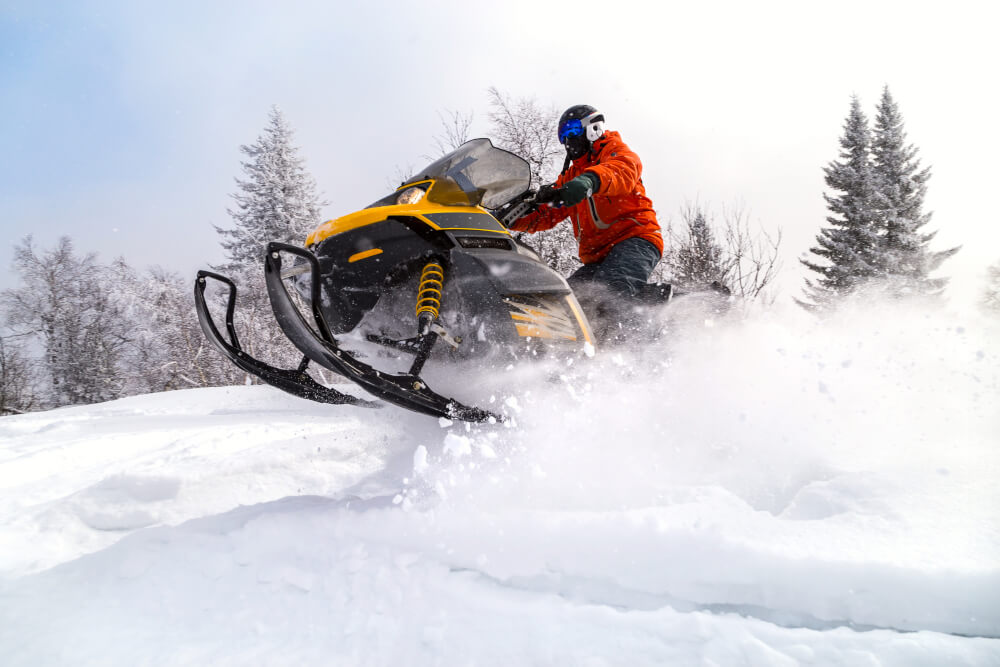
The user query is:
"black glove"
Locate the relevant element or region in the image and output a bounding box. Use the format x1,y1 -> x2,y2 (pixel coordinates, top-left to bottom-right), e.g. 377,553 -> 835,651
535,183 -> 559,204
553,172 -> 600,207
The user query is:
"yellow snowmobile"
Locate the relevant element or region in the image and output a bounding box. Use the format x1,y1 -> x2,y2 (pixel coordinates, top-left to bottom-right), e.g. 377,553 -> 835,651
195,139 -> 594,423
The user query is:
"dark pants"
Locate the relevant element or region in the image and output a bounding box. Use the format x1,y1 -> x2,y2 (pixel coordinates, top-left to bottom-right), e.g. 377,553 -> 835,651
567,237 -> 661,297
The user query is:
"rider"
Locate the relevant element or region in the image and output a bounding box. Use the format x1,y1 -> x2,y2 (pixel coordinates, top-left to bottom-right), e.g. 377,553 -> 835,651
507,104 -> 664,299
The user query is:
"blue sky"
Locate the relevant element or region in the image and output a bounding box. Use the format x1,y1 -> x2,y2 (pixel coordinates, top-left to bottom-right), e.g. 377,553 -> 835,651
2,5 -> 144,192
2,0 -> 998,304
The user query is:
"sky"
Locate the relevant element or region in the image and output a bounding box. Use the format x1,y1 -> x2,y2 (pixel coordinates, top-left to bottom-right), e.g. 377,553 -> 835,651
2,0 -> 998,305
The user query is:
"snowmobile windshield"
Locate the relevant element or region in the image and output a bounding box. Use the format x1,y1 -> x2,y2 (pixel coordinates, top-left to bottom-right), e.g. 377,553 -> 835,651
400,138 -> 530,209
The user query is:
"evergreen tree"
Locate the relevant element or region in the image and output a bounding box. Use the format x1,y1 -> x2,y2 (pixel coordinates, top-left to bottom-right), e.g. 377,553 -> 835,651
215,106 -> 324,272
800,96 -> 882,309
209,107 -> 327,384
870,86 -> 958,296
665,205 -> 728,288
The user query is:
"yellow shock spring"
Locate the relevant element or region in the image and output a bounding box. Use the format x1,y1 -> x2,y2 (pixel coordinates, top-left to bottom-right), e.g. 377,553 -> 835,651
415,261 -> 445,322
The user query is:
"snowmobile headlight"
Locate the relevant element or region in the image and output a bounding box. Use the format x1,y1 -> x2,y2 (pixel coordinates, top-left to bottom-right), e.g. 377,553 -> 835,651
396,187 -> 425,205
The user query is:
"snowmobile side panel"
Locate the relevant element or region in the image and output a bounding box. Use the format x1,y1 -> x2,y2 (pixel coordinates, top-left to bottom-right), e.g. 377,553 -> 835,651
193,271 -> 379,408
422,211 -> 507,233
449,250 -> 572,295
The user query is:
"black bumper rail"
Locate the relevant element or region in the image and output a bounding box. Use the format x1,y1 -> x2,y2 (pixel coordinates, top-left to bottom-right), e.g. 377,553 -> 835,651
194,270 -> 379,409
264,242 -> 505,423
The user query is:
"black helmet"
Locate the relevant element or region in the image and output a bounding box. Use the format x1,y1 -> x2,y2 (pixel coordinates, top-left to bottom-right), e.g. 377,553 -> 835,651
558,105 -> 606,159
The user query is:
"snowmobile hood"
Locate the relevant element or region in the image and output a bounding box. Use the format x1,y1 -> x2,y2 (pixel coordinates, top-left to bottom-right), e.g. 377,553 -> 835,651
306,201 -> 510,248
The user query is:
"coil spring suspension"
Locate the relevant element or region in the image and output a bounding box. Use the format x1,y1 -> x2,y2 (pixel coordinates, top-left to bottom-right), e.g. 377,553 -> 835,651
415,261 -> 444,334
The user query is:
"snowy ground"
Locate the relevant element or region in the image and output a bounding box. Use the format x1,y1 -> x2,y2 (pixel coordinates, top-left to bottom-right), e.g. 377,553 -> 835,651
1,301 -> 998,666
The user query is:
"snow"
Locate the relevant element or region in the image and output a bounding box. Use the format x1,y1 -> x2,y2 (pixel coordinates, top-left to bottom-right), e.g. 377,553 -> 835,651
1,301 -> 998,665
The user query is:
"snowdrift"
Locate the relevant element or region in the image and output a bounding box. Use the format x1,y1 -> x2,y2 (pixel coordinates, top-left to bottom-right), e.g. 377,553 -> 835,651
1,301 -> 998,666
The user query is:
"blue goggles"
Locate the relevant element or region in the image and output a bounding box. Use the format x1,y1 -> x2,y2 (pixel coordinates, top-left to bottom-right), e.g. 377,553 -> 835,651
558,119 -> 585,144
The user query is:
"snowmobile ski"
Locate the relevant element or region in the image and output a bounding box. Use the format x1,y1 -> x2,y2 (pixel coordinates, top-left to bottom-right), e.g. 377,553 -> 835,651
262,243 -> 505,423
194,270 -> 379,410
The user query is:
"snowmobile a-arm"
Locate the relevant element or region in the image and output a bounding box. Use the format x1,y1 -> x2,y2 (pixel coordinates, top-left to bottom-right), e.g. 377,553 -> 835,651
264,243 -> 505,423
194,270 -> 379,408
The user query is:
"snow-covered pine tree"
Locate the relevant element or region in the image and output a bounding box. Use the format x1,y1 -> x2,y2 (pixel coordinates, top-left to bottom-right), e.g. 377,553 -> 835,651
664,205 -> 728,289
209,107 -> 327,383
799,96 -> 882,309
870,86 -> 958,297
215,106 -> 324,273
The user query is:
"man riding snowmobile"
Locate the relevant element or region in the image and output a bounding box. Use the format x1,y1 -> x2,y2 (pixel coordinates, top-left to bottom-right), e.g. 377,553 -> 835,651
506,105 -> 665,316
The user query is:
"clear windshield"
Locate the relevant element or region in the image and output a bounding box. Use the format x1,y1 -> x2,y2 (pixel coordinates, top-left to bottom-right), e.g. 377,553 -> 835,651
401,138 -> 530,209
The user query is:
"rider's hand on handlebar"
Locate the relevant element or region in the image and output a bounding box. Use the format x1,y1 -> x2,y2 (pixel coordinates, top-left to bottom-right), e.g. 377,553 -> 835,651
555,173 -> 599,207
535,184 -> 559,204
535,172 -> 600,208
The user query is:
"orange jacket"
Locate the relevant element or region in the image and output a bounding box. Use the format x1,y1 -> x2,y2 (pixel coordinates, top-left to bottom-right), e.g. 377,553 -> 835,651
510,131 -> 663,265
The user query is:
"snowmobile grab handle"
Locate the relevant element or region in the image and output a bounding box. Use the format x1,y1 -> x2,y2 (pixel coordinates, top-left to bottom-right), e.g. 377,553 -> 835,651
194,270 -> 242,350
193,269 -> 378,408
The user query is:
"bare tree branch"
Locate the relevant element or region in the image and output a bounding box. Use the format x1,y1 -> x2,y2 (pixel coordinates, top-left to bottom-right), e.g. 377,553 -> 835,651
657,202 -> 782,301
430,109 -> 474,158
486,86 -> 563,187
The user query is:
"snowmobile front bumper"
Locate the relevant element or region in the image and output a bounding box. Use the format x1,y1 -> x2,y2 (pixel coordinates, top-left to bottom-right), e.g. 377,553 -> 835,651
263,243 -> 505,423
194,270 -> 379,409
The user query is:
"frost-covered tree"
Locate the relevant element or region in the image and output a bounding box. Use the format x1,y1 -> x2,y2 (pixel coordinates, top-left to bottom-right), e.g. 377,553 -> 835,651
870,86 -> 958,297
658,203 -> 781,300
487,87 -> 578,276
215,106 -> 324,273
2,236 -> 131,407
486,87 -> 563,188
0,335 -> 37,415
110,261 -> 243,394
983,259 -> 1000,313
799,96 -> 883,309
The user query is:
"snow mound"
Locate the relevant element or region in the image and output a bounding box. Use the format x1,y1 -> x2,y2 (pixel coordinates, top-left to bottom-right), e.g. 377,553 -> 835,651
0,302 -> 998,665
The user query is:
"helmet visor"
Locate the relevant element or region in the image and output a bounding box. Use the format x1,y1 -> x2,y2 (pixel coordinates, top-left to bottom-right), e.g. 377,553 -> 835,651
558,119 -> 585,144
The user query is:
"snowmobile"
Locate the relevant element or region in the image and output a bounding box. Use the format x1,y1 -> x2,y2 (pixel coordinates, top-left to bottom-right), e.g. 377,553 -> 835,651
195,139 -> 597,423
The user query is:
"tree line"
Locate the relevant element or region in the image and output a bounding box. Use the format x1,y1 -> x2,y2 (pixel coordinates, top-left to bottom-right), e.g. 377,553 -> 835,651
2,88 -> 995,415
